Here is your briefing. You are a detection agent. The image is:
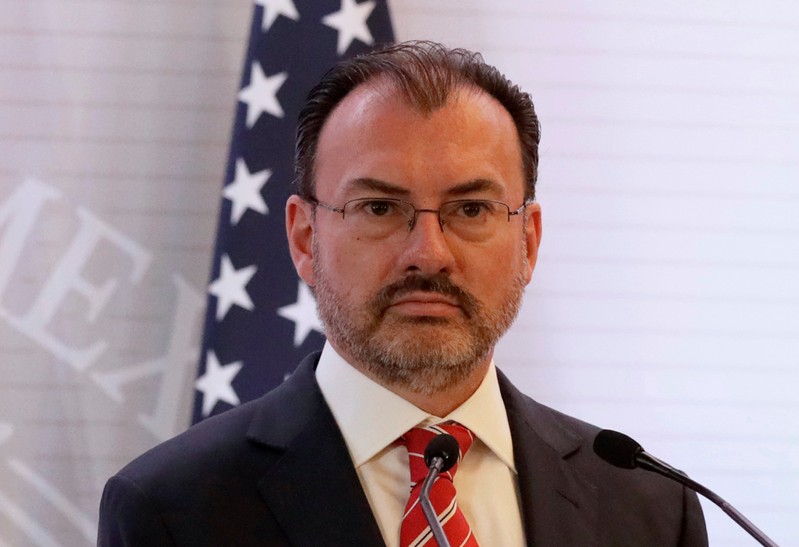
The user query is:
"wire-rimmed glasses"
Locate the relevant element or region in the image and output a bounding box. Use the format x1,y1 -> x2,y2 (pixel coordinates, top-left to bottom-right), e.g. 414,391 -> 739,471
310,197 -> 532,243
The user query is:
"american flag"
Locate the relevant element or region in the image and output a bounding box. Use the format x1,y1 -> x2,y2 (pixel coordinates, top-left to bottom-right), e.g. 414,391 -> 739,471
192,0 -> 394,423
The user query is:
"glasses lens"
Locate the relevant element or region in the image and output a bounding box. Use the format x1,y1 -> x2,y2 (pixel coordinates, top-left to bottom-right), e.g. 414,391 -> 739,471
343,198 -> 414,239
441,200 -> 506,241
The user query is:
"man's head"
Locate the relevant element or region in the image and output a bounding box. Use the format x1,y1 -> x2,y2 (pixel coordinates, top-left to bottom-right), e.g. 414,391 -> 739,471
286,41 -> 542,403
295,40 -> 541,203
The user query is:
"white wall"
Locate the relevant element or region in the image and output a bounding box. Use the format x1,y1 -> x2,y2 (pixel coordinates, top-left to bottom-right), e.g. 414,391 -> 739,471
0,0 -> 795,545
390,2 -> 798,545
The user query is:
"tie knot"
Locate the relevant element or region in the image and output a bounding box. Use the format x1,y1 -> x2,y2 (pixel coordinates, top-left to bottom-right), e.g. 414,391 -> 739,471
401,423 -> 475,483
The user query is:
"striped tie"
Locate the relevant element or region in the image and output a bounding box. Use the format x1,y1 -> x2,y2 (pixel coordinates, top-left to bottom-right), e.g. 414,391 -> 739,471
399,423 -> 479,547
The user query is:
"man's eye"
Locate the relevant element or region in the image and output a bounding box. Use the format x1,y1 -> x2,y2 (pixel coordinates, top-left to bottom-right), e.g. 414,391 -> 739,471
367,200 -> 394,216
458,202 -> 490,218
349,200 -> 397,216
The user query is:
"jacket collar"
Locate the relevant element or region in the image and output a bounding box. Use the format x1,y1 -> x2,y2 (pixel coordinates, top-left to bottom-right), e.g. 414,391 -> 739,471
246,353 -> 385,546
498,368 -> 599,546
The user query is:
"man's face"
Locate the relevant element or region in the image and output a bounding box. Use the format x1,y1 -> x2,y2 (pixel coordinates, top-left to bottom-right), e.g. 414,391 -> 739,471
286,82 -> 541,395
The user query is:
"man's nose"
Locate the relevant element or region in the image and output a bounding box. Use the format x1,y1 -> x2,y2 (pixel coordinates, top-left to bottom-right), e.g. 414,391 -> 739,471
398,210 -> 456,275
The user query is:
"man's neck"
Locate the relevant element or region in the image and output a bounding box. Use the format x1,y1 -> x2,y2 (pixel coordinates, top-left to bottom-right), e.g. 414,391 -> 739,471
328,343 -> 493,416
381,363 -> 490,416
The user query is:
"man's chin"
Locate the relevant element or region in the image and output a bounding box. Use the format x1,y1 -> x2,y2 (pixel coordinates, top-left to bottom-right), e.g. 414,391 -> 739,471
374,316 -> 475,347
372,320 -> 477,357
343,318 -> 492,394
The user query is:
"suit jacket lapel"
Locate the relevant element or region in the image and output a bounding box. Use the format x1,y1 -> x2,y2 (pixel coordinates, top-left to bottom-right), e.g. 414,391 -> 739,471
498,370 -> 599,547
246,354 -> 385,546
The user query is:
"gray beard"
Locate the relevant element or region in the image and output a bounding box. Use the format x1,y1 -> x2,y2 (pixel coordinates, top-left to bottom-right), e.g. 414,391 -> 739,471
312,246 -> 527,395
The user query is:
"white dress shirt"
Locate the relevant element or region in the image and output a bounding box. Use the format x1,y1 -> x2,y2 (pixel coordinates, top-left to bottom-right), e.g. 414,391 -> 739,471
316,342 -> 526,546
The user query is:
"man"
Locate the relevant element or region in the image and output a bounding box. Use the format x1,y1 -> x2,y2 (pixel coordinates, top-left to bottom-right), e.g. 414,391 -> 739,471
98,41 -> 708,546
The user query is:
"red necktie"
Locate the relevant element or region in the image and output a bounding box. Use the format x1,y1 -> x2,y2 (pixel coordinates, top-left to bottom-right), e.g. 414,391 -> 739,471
399,423 -> 480,547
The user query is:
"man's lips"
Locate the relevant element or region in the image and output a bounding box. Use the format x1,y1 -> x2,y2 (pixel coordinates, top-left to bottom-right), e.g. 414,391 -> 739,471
387,292 -> 462,316
373,274 -> 477,319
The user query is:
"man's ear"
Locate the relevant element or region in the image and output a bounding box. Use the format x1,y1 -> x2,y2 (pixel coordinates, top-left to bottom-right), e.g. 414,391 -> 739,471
523,202 -> 542,284
286,195 -> 316,286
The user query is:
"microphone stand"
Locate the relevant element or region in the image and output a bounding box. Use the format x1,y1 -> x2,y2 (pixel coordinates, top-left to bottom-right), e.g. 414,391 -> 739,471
420,455 -> 451,547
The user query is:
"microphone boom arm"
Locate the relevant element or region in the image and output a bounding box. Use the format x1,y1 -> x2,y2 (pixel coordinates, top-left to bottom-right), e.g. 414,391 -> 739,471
636,451 -> 778,547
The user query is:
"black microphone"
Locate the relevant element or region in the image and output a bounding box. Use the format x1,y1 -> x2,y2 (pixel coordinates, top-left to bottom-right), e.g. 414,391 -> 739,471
593,429 -> 779,547
419,434 -> 460,547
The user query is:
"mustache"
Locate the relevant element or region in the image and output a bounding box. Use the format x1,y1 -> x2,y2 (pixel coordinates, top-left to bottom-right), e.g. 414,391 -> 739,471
373,274 -> 479,317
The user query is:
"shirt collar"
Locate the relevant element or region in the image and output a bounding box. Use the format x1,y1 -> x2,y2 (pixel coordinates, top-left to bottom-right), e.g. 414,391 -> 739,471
315,342 -> 516,472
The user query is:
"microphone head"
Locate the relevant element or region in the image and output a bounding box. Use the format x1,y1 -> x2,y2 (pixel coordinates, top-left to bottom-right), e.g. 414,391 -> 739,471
593,429 -> 644,470
424,433 -> 460,472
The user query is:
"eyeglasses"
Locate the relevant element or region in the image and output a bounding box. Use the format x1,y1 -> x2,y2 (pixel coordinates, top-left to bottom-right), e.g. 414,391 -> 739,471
309,197 -> 532,242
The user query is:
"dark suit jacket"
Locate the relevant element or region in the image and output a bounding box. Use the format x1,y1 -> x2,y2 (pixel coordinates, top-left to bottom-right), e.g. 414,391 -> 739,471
98,353 -> 708,546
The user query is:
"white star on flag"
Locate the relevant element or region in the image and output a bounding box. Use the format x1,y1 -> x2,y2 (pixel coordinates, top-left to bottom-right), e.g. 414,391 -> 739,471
255,0 -> 300,32
278,281 -> 324,346
196,351 -> 243,416
322,0 -> 376,55
208,254 -> 257,321
224,158 -> 270,224
238,63 -> 288,127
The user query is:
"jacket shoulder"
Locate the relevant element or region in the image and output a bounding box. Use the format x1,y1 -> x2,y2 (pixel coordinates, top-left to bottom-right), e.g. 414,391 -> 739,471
498,370 -> 708,546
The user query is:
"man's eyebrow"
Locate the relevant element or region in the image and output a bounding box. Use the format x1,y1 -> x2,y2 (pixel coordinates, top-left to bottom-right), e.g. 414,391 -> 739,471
348,178 -> 410,196
347,177 -> 504,198
446,178 -> 503,197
